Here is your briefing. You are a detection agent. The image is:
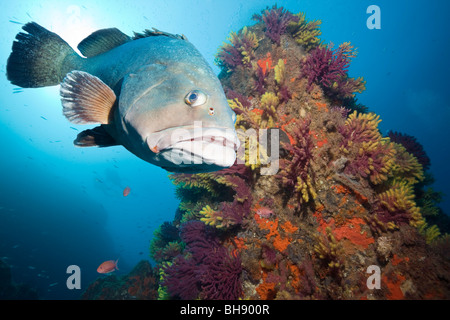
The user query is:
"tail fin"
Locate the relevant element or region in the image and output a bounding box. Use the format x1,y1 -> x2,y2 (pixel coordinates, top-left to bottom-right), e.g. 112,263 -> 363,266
7,22 -> 83,88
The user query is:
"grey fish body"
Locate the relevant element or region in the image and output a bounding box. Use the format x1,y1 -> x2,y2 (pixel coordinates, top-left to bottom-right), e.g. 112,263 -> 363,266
7,23 -> 238,173
80,36 -> 236,170
80,35 -> 214,91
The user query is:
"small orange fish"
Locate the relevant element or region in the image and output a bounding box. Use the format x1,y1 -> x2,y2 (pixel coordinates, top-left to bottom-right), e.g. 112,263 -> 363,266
123,186 -> 131,197
97,259 -> 119,274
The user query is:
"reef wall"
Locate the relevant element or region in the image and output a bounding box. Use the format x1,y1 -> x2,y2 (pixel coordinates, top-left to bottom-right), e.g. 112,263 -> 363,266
149,5 -> 450,300
88,6 -> 450,300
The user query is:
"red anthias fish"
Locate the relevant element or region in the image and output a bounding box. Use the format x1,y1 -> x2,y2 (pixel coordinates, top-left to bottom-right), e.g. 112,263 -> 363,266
97,259 -> 119,274
256,206 -> 273,218
123,186 -> 131,197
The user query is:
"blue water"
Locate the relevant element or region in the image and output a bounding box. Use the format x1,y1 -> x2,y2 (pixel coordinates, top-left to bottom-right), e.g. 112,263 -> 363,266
0,0 -> 448,299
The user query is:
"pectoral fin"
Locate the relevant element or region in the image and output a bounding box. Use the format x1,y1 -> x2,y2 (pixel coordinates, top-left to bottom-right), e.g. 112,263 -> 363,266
74,126 -> 118,147
60,71 -> 116,124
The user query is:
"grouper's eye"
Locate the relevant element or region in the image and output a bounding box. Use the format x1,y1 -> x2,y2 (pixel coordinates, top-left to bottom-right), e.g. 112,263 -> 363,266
185,90 -> 207,107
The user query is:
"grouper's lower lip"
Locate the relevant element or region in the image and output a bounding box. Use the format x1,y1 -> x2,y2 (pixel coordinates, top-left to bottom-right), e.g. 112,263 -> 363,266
165,140 -> 237,168
146,126 -> 240,154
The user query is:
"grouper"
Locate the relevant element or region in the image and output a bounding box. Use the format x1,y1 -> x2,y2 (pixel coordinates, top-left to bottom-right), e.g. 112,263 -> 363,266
6,22 -> 239,173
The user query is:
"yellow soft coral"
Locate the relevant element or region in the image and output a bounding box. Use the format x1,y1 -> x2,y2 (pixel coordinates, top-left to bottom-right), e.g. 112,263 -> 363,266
215,26 -> 259,70
379,180 -> 415,211
287,12 -> 322,52
199,204 -> 240,229
339,42 -> 358,59
295,175 -> 317,203
314,227 -> 342,270
228,98 -> 261,131
342,112 -> 382,147
259,92 -> 279,128
239,27 -> 259,64
274,59 -> 286,85
179,201 -> 209,223
377,180 -> 425,228
418,223 -> 441,244
341,111 -> 397,185
170,173 -> 221,197
391,143 -> 425,185
260,92 -> 279,113
228,96 -> 275,170
158,262 -> 171,300
238,130 -> 269,170
368,139 -> 397,185
200,205 -> 224,228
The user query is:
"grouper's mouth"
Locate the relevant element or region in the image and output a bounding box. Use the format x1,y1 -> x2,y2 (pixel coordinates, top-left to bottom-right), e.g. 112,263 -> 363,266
145,125 -> 240,168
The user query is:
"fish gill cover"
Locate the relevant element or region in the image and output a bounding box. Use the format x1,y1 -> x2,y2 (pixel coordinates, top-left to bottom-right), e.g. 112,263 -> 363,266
86,5 -> 450,300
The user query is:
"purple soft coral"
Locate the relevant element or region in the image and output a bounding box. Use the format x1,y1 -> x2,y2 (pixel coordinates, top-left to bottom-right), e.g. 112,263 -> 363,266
254,64 -> 267,95
163,255 -> 200,300
302,45 -> 349,91
163,221 -> 242,300
342,144 -> 393,184
217,175 -> 253,227
277,117 -> 314,193
253,5 -> 299,45
200,247 -> 242,300
217,44 -> 245,70
225,90 -> 252,108
302,44 -> 365,99
162,221 -> 214,299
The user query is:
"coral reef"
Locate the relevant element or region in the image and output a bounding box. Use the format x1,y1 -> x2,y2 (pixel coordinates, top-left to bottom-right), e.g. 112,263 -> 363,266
85,6 -> 450,300
81,260 -> 158,300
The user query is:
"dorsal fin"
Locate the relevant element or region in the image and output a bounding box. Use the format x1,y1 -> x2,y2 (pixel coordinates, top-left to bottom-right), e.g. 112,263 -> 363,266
78,28 -> 131,57
132,27 -> 188,41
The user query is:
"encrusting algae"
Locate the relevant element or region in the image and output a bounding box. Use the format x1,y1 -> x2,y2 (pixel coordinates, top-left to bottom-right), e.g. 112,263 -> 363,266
82,5 -> 450,300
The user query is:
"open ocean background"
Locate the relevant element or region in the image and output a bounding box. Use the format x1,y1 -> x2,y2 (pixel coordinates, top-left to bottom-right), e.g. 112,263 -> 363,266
0,0 -> 448,299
